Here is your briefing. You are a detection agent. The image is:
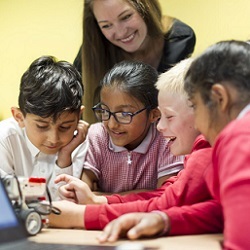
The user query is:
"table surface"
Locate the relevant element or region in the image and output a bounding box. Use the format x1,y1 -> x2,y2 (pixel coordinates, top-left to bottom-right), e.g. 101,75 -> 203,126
30,228 -> 223,250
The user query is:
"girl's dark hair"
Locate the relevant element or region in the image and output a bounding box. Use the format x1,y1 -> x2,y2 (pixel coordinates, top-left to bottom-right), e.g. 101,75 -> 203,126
19,56 -> 83,120
100,61 -> 159,110
184,40 -> 250,106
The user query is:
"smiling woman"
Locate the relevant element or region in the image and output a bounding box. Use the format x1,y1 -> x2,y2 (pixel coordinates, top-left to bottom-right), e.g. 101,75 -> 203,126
92,0 -> 148,54
75,0 -> 196,123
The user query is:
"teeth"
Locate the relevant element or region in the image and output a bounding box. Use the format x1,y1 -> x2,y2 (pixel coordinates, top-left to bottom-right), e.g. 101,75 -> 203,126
166,137 -> 175,143
121,33 -> 135,42
113,131 -> 122,134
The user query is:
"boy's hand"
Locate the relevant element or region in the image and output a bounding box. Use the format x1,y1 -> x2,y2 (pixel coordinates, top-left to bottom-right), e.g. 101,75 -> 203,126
97,212 -> 168,243
57,120 -> 89,167
55,174 -> 107,205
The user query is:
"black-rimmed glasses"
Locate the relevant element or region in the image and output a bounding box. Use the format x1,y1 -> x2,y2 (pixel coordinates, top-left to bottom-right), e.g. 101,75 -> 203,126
92,104 -> 149,124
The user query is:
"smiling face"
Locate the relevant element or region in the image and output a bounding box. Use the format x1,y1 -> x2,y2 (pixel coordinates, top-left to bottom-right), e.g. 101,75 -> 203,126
92,0 -> 148,53
13,108 -> 79,155
157,90 -> 199,156
100,87 -> 154,150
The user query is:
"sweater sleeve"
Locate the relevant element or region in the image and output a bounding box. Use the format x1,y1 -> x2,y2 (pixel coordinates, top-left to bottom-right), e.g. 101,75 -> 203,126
84,199 -> 223,234
106,176 -> 177,204
166,200 -> 223,235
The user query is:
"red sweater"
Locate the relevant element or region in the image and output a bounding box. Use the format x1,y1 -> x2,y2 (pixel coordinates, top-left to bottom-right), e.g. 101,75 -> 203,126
209,112 -> 250,250
84,136 -> 223,235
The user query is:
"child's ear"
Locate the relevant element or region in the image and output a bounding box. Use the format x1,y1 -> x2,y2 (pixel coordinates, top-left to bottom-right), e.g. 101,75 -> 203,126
211,84 -> 229,112
149,108 -> 161,123
79,105 -> 85,119
11,107 -> 25,128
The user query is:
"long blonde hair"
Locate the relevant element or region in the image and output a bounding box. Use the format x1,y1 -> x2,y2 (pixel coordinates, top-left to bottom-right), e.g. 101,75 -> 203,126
82,0 -> 173,123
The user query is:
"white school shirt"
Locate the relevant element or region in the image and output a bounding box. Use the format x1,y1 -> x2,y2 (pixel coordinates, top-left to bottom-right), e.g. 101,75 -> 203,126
0,117 -> 87,200
237,103 -> 250,119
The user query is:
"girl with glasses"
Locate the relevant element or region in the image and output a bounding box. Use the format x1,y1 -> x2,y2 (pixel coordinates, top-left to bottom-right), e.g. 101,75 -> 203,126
49,59 -> 222,237
80,60 -> 184,194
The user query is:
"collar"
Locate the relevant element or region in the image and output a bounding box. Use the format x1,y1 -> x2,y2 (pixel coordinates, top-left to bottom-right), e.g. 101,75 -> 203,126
237,103 -> 250,119
108,123 -> 157,154
24,128 -> 40,157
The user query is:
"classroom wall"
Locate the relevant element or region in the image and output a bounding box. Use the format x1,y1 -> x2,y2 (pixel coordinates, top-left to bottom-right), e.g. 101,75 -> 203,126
0,0 -> 250,119
0,0 -> 83,119
160,0 -> 250,55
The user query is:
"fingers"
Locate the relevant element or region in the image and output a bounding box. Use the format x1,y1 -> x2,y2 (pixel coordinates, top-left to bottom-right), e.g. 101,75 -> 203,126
97,213 -> 167,243
97,220 -> 125,243
78,119 -> 89,129
97,214 -> 142,243
76,120 -> 89,141
54,174 -> 78,184
68,120 -> 89,149
59,180 -> 92,204
58,184 -> 76,200
128,213 -> 167,239
57,120 -> 88,162
127,218 -> 152,240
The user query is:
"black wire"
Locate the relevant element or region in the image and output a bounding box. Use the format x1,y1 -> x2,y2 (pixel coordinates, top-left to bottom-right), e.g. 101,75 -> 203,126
46,185 -> 61,215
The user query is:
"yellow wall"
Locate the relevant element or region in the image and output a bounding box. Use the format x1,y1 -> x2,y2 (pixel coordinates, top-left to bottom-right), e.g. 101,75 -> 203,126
160,0 -> 250,55
0,0 -> 83,119
1,0 -> 250,119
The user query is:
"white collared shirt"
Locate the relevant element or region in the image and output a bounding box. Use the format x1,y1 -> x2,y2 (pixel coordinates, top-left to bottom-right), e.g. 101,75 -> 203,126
237,103 -> 250,119
0,117 -> 87,200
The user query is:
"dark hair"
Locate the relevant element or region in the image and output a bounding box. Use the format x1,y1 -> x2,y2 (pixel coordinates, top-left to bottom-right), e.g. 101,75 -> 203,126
184,40 -> 250,107
19,56 -> 83,120
100,61 -> 159,110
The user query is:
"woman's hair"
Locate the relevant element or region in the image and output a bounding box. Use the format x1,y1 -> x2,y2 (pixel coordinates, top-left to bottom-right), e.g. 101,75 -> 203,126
156,58 -> 193,98
19,56 -> 83,121
100,60 -> 159,110
184,40 -> 250,108
82,0 -> 173,121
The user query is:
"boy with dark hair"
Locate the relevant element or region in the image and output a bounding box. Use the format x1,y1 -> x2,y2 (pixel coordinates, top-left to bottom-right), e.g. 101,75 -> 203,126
0,56 -> 89,200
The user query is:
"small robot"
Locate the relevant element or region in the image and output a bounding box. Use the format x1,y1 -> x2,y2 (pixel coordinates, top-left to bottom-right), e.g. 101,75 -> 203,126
2,175 -> 60,236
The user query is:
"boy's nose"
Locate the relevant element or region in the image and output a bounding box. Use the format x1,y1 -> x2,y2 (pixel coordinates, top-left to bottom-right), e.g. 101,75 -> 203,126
47,130 -> 59,144
156,118 -> 164,132
157,117 -> 168,133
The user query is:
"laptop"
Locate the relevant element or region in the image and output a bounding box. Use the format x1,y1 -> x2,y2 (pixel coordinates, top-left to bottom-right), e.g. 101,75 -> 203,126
0,178 -> 158,250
